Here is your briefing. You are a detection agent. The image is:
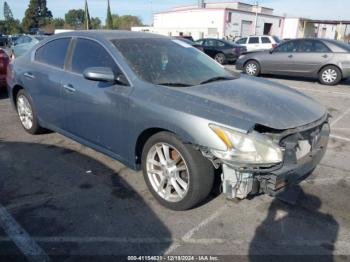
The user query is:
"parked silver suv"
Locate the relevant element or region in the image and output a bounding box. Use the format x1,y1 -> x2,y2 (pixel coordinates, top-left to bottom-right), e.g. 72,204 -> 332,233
236,38 -> 350,85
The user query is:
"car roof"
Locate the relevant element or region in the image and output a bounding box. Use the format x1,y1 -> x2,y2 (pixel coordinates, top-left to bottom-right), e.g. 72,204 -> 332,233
52,30 -> 167,40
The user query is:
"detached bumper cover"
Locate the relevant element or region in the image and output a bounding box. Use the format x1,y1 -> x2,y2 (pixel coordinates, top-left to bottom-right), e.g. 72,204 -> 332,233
220,120 -> 330,199
258,122 -> 330,196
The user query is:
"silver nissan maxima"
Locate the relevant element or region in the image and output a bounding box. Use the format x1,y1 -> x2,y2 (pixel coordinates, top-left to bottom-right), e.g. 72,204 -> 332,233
7,31 -> 330,210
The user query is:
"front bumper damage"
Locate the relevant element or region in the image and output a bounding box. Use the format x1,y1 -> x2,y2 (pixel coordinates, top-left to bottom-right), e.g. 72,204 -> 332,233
219,118 -> 330,200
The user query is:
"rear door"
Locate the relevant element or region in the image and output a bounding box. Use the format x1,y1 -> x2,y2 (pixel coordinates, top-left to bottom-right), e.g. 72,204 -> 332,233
261,36 -> 273,50
202,39 -> 218,58
246,37 -> 260,52
260,40 -> 298,74
23,37 -> 71,128
291,39 -> 334,76
62,37 -> 130,156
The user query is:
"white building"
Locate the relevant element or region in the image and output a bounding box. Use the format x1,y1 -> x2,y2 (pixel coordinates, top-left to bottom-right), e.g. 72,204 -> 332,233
283,18 -> 350,40
132,1 -> 350,41
133,1 -> 284,40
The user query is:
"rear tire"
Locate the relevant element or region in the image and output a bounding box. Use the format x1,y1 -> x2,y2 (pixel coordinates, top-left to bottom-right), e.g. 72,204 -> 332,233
16,89 -> 44,135
319,66 -> 341,86
141,132 -> 214,210
214,53 -> 226,65
244,60 -> 260,77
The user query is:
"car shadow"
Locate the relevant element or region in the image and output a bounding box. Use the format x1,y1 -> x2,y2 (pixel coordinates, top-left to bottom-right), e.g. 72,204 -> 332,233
249,186 -> 339,261
0,141 -> 171,260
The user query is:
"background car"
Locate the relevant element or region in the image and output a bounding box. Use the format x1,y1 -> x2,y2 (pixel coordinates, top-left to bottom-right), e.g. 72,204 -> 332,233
235,35 -> 281,52
10,35 -> 46,59
236,38 -> 350,85
0,49 -> 9,89
0,35 -> 8,48
195,38 -> 247,64
175,37 -> 204,51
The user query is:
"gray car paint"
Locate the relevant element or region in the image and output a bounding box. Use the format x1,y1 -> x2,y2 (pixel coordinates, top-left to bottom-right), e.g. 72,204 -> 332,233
236,38 -> 350,79
7,31 -> 327,170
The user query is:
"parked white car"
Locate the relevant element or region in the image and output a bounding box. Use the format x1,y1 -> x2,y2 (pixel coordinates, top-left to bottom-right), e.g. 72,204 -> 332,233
235,35 -> 281,52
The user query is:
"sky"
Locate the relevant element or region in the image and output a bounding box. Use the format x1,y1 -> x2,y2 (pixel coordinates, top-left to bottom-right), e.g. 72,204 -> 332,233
6,0 -> 350,25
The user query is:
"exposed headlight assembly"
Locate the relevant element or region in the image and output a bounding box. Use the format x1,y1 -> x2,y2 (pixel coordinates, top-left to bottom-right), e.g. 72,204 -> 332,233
209,124 -> 283,166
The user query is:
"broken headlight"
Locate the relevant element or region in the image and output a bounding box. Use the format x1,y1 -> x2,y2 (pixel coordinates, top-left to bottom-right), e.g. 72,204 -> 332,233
209,124 -> 283,165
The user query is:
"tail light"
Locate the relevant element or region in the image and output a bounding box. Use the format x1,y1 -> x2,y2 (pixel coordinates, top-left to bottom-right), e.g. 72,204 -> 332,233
235,47 -> 241,54
0,50 -> 7,59
272,44 -> 278,49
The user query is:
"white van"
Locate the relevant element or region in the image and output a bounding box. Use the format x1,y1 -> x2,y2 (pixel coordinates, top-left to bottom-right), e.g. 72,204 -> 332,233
235,35 -> 281,52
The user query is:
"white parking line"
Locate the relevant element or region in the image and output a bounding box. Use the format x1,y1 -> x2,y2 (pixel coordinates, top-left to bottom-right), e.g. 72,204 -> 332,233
165,204 -> 227,254
0,205 -> 50,262
330,134 -> 350,143
331,108 -> 350,127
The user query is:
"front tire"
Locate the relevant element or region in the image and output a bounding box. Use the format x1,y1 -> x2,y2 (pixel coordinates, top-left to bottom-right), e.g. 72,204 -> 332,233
142,132 -> 214,210
16,89 -> 44,135
319,66 -> 341,86
244,60 -> 260,77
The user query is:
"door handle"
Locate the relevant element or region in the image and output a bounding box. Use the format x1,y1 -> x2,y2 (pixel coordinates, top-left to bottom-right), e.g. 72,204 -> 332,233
288,55 -> 293,58
24,72 -> 35,79
63,84 -> 76,93
322,54 -> 328,58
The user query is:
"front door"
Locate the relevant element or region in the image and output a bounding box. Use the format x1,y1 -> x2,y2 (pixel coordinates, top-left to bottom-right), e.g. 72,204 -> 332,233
260,40 -> 298,75
62,38 -> 130,156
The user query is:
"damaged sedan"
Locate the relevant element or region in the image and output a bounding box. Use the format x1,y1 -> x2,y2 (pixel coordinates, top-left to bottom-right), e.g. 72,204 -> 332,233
7,31 -> 330,210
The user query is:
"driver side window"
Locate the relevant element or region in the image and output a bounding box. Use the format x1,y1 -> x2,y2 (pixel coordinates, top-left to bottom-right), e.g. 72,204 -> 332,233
274,41 -> 298,53
70,38 -> 120,75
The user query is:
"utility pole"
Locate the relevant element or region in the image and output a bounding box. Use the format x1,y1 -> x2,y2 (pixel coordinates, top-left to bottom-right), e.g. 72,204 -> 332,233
254,1 -> 259,35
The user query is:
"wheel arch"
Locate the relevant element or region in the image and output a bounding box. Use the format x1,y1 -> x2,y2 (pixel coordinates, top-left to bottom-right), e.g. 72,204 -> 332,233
243,59 -> 261,68
134,128 -> 174,168
12,84 -> 24,106
318,64 -> 343,78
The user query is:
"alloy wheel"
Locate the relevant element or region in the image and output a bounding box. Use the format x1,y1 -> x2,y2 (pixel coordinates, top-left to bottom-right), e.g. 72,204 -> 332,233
146,143 -> 190,202
17,95 -> 33,130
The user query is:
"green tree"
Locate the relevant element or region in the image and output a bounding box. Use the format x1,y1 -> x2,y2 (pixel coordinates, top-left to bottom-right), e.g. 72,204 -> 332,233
84,0 -> 91,30
91,17 -> 102,29
112,15 -> 143,30
22,0 -> 53,32
0,19 -> 22,35
4,1 -> 13,21
106,0 -> 113,29
65,9 -> 85,29
52,18 -> 65,28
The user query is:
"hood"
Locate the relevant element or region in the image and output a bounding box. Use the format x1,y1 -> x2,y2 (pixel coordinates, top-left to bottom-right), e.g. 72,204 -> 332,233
179,76 -> 326,130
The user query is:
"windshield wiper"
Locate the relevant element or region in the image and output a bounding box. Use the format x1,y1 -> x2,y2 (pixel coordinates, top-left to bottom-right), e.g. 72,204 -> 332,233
200,76 -> 235,85
157,82 -> 193,87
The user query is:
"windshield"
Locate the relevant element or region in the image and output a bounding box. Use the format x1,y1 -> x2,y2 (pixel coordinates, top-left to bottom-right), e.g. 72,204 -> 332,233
111,38 -> 236,86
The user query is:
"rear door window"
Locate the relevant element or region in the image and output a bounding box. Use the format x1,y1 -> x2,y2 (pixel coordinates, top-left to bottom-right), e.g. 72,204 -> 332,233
35,38 -> 71,69
261,37 -> 271,44
248,37 -> 260,44
313,41 -> 331,52
70,38 -> 118,75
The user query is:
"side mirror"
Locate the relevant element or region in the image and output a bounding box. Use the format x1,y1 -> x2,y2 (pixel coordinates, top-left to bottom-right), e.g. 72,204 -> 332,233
115,74 -> 129,86
83,67 -> 116,82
